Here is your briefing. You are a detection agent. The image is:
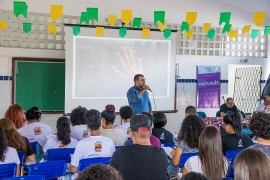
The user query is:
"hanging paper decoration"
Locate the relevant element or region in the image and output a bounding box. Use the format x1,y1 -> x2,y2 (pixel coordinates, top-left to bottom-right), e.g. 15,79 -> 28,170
229,30 -> 237,39
13,1 -> 28,18
219,12 -> 231,26
121,10 -> 133,25
164,29 -> 171,39
87,8 -> 98,22
119,27 -> 127,38
154,11 -> 165,25
264,26 -> 270,36
132,18 -> 142,28
108,15 -> 117,26
181,22 -> 189,32
48,24 -> 56,34
23,22 -> 31,33
254,12 -> 266,27
158,20 -> 167,32
208,29 -> 215,39
203,23 -> 211,33
142,28 -> 150,38
80,12 -> 89,24
185,29 -> 193,39
96,27 -> 104,36
50,5 -> 63,21
186,12 -> 197,26
73,26 -> 80,36
222,24 -> 232,34
250,29 -> 259,39
0,20 -> 7,31
242,25 -> 252,34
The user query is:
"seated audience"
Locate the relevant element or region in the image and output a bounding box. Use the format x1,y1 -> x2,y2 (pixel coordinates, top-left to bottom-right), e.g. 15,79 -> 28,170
171,115 -> 206,167
110,114 -> 168,180
256,95 -> 270,113
77,164 -> 123,180
43,116 -> 78,154
4,104 -> 26,129
181,172 -> 208,180
124,112 -> 161,148
234,148 -> 270,180
18,106 -> 53,147
115,105 -> 133,135
219,97 -> 238,117
221,112 -> 253,153
185,106 -> 197,117
182,126 -> 229,179
0,128 -> 20,176
70,109 -> 115,173
152,111 -> 174,144
70,106 -> 90,140
0,118 -> 36,163
248,112 -> 270,157
101,105 -> 127,146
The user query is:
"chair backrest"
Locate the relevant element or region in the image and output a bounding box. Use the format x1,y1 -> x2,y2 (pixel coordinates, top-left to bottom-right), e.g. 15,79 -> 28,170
179,152 -> 199,169
225,149 -> 243,177
28,160 -> 67,179
45,148 -> 75,163
30,142 -> 38,153
17,152 -> 25,166
197,111 -> 207,118
115,146 -> 123,150
0,163 -> 17,179
4,175 -> 45,180
78,157 -> 111,172
216,111 -> 221,117
161,143 -> 175,148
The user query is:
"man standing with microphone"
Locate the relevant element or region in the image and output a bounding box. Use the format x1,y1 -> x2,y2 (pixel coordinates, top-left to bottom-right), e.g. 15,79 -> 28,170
127,74 -> 152,114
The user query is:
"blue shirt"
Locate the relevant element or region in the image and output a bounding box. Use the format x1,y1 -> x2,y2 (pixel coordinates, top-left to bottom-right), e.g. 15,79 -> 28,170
127,85 -> 151,114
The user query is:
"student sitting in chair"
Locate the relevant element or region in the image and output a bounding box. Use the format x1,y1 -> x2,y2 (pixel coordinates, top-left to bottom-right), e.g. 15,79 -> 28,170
115,105 -> 133,136
43,116 -> 78,154
69,109 -> 115,173
18,106 -> 53,147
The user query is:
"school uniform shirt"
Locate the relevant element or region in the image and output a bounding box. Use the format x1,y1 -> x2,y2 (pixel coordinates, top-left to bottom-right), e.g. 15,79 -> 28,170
152,128 -> 174,144
115,122 -> 130,135
221,134 -> 253,153
0,147 -> 20,165
101,128 -> 127,146
71,125 -> 90,141
43,134 -> 78,153
70,135 -> 115,167
18,122 -> 54,147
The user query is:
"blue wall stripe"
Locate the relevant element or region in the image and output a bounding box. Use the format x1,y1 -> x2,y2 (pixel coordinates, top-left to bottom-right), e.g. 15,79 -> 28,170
0,76 -> 12,80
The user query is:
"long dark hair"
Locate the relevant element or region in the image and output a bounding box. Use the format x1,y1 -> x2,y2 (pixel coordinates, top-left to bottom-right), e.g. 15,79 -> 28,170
0,118 -> 27,153
25,106 -> 41,121
223,111 -> 242,137
0,128 -> 8,162
101,105 -> 116,125
56,116 -> 71,145
177,115 -> 206,148
199,126 -> 226,180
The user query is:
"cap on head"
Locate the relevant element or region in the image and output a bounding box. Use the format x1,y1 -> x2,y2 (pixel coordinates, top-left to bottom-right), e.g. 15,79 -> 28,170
130,114 -> 151,133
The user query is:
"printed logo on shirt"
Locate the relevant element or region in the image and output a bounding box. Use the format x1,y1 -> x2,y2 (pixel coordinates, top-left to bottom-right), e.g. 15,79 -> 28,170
238,139 -> 243,148
83,130 -> 89,138
59,144 -> 67,148
33,127 -> 42,135
160,133 -> 165,140
94,141 -> 102,152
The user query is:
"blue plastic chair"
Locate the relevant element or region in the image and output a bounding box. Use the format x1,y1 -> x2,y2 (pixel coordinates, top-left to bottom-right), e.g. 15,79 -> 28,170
0,163 -> 17,179
78,157 -> 111,172
197,111 -> 207,119
17,152 -> 25,175
45,148 -> 75,163
216,111 -> 221,117
115,146 -> 123,150
225,149 -> 243,177
161,143 -> 175,147
4,175 -> 45,180
179,152 -> 199,169
28,160 -> 67,179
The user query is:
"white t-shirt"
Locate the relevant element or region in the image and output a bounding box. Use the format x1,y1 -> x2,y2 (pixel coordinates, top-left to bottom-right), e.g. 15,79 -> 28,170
70,136 -> 115,167
115,122 -> 130,135
256,104 -> 270,113
101,128 -> 127,146
71,125 -> 90,141
184,156 -> 229,177
0,147 -> 20,165
18,122 -> 54,147
43,134 -> 78,153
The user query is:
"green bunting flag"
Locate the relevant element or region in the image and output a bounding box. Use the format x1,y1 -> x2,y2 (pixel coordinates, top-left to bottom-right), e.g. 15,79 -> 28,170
164,29 -> 171,39
219,12 -> 231,25
181,22 -> 189,32
73,26 -> 80,36
80,12 -> 89,24
264,26 -> 270,36
250,29 -> 259,39
23,22 -> 31,33
208,29 -> 215,39
154,11 -> 165,25
132,18 -> 142,28
86,8 -> 98,22
222,24 -> 232,34
14,1 -> 28,18
119,27 -> 127,38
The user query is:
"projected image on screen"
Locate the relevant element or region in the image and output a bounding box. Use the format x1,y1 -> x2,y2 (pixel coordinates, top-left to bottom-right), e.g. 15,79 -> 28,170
73,36 -> 170,98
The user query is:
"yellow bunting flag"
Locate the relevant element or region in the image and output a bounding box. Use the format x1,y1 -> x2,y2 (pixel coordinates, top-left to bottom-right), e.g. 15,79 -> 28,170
121,10 -> 133,25
185,29 -> 193,39
229,30 -> 237,39
108,15 -> 117,26
48,24 -> 56,34
203,23 -> 211,33
50,5 -> 63,21
158,20 -> 167,32
254,12 -> 266,26
142,28 -> 150,38
186,12 -> 197,26
96,27 -> 104,36
0,20 -> 7,31
242,25 -> 252,34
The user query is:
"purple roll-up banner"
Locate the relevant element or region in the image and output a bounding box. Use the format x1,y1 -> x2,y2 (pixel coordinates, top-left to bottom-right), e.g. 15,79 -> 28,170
197,66 -> 221,108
